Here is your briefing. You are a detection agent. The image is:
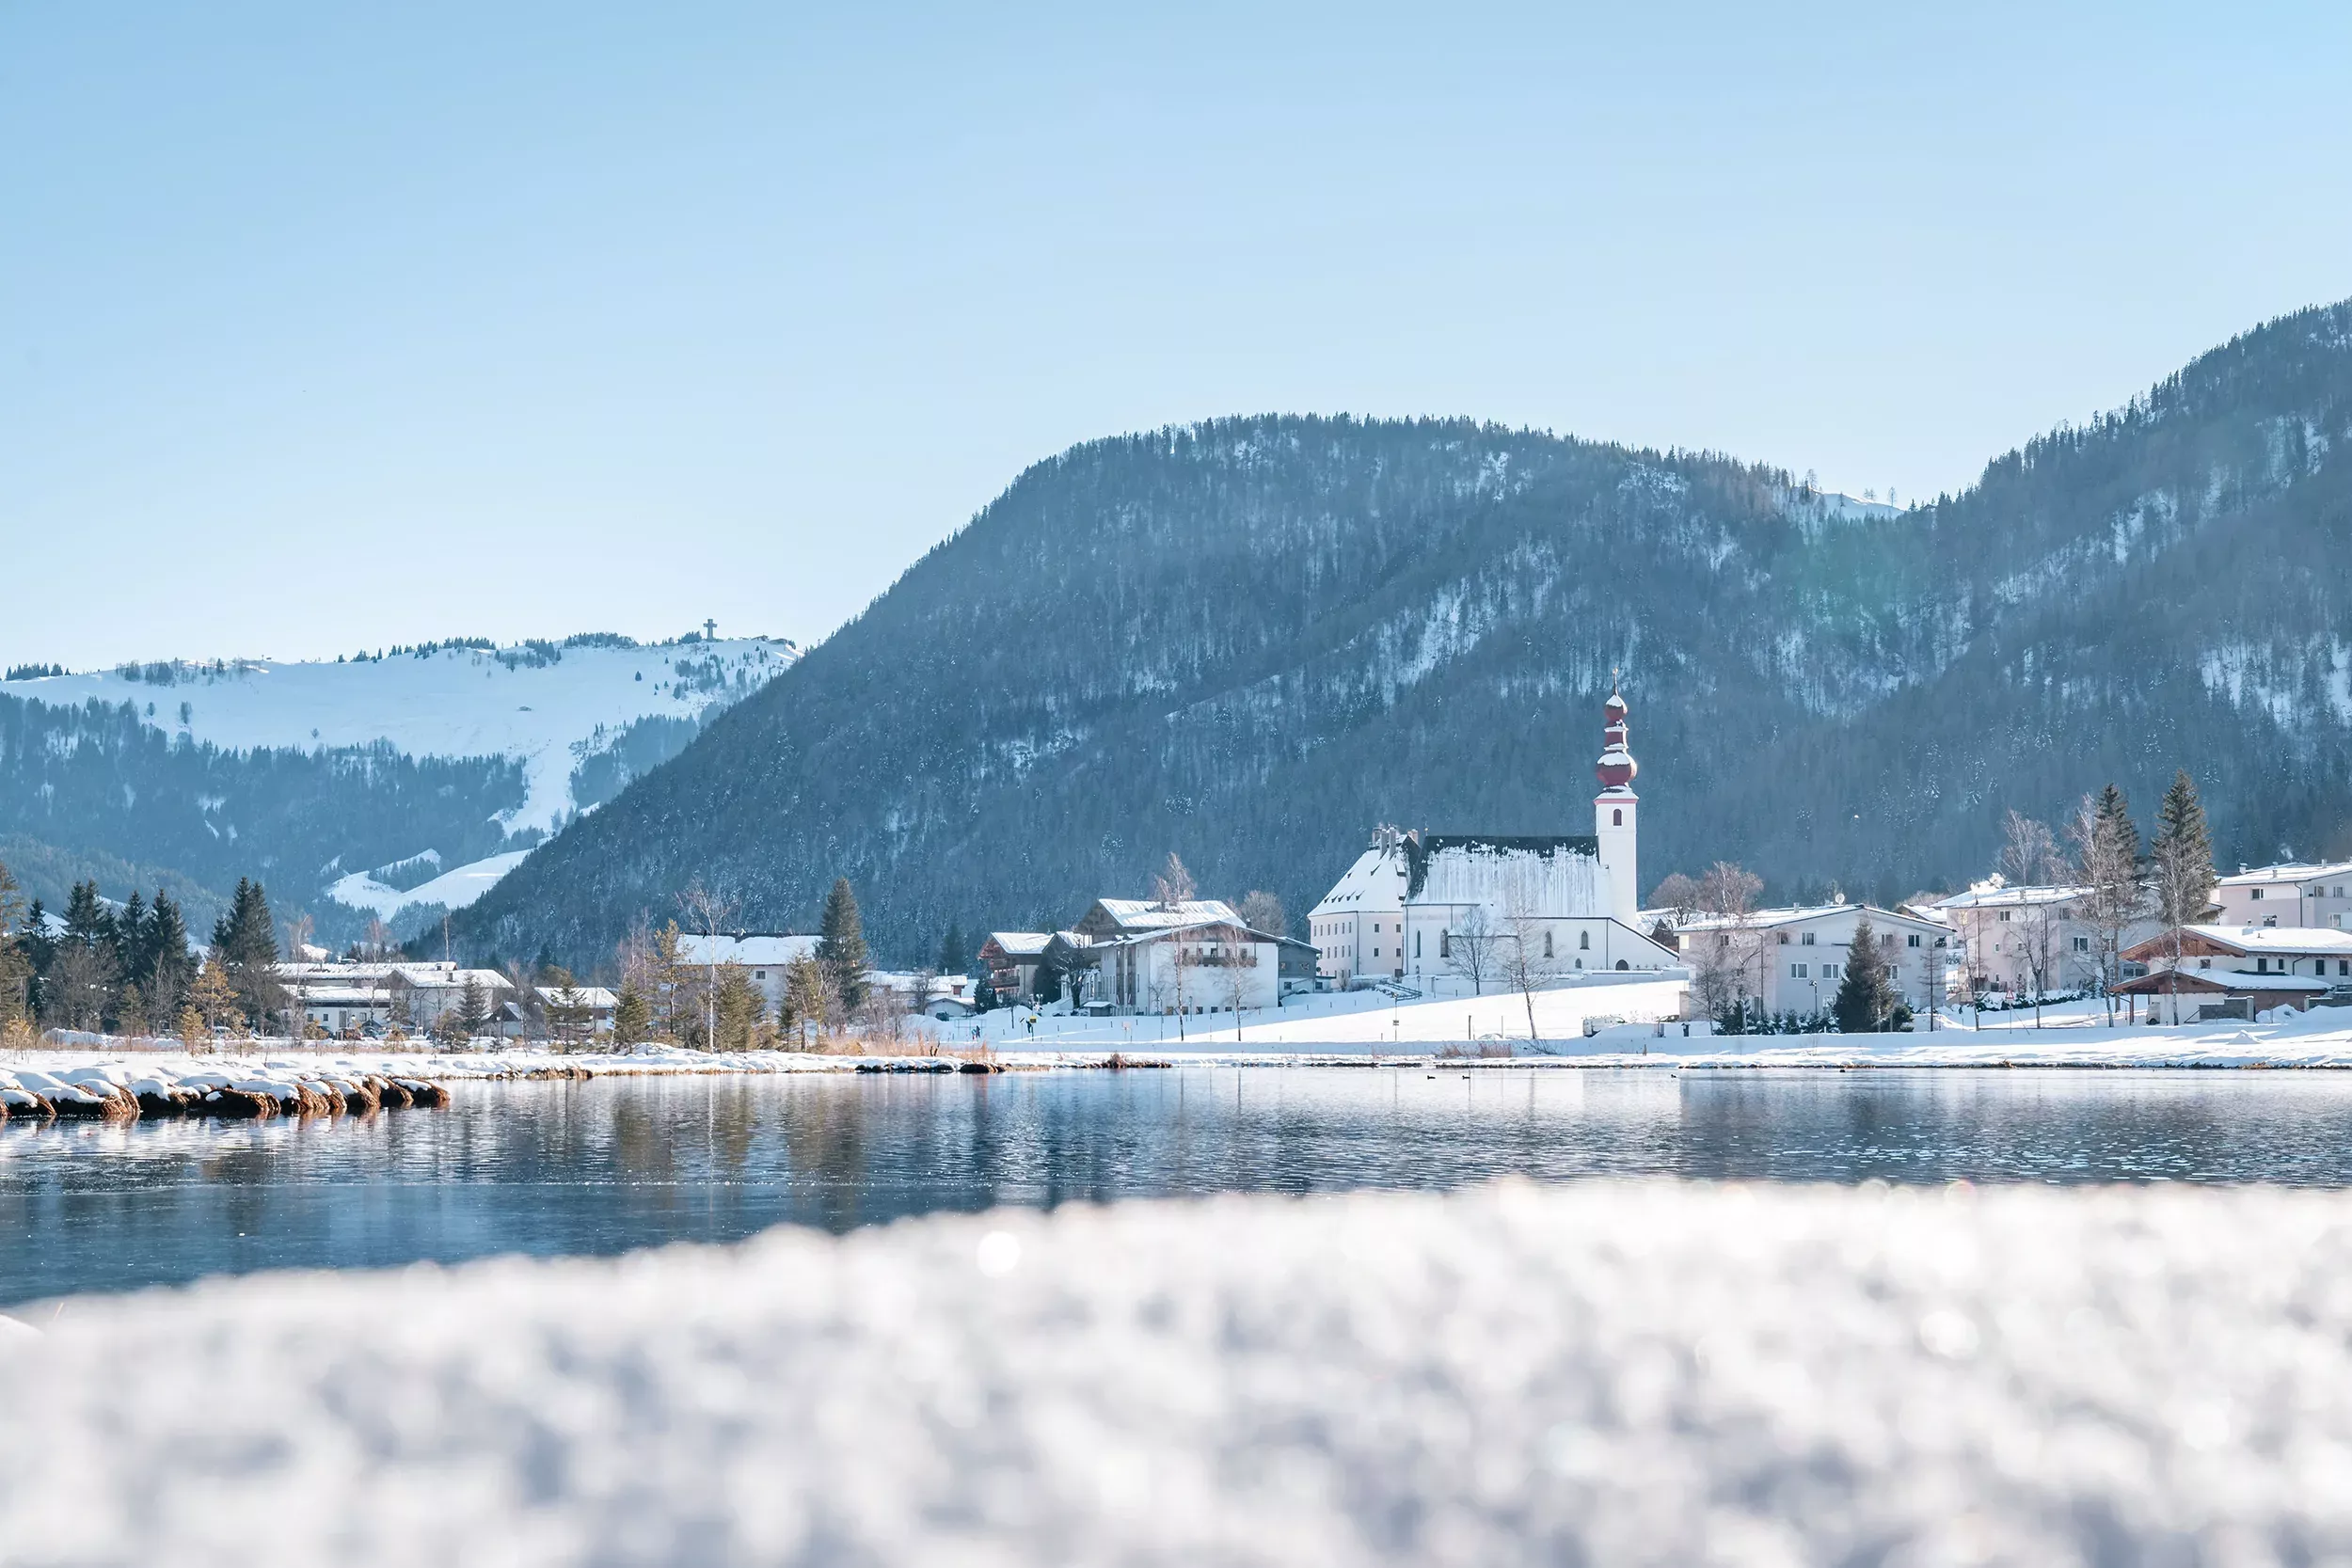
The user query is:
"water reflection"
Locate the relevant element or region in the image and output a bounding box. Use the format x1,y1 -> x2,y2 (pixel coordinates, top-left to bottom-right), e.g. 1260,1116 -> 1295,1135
5,1068 -> 2350,1305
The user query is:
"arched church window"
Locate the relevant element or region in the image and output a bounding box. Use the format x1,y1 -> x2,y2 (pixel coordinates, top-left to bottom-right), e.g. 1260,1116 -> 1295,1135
1544,931 -> 1553,958
1579,930 -> 1590,951
1613,809 -> 1622,827
1614,959 -> 1629,971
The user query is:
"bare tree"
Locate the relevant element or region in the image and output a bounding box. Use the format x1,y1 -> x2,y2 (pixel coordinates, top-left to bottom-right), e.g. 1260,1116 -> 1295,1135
1152,853 -> 1197,909
1692,862 -> 1768,1023
1497,892 -> 1557,1041
1649,872 -> 1703,924
1237,890 -> 1288,939
678,880 -> 741,1053
1443,907 -> 1502,996
1998,810 -> 2062,888
2069,785 -> 2145,1022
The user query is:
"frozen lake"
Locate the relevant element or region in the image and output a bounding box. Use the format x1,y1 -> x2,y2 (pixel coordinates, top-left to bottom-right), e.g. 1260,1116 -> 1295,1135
10,1066 -> 2352,1306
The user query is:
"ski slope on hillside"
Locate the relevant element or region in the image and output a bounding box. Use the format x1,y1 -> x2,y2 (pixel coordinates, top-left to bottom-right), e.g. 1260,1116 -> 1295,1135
1,636 -> 795,919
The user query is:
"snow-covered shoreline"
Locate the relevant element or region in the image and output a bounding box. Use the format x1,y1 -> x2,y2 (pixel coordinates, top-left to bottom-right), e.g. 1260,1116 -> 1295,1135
5,1180 -> 2350,1564
17,1008 -> 2352,1099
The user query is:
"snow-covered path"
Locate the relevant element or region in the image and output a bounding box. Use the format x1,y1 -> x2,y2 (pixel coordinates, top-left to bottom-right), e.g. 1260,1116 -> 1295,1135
4,1180 -> 2349,1565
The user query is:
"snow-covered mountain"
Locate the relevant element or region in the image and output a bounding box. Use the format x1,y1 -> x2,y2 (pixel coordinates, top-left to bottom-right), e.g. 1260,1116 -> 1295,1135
0,633 -> 795,935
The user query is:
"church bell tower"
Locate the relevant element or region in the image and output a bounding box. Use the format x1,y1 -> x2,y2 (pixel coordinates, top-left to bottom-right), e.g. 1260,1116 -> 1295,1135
1594,680 -> 1639,927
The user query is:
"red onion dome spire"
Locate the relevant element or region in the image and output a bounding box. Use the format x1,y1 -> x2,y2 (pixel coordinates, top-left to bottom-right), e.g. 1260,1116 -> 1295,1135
1595,676 -> 1637,789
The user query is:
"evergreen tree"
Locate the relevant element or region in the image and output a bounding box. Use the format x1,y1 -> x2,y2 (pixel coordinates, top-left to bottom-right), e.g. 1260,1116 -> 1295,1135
63,879 -> 117,952
2150,769 -> 2217,1022
1831,915 -> 1900,1036
612,984 -> 653,1045
937,922 -> 966,978
817,879 -> 869,1011
2151,770 -> 2215,926
457,973 -> 491,1038
0,859 -> 28,1031
118,891 -> 151,995
146,895 -> 194,1022
782,952 -> 834,1047
210,878 -> 287,1029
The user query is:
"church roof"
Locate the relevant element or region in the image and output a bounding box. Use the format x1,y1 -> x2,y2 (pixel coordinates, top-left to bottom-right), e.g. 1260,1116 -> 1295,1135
1402,834 -> 1597,900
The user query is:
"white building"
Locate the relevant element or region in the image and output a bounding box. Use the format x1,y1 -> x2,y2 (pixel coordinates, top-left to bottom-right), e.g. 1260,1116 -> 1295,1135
387,965 -> 516,1028
2116,924 -> 2352,1022
1307,687 -> 1676,989
1667,902 -> 1953,1016
2215,862 -> 2352,930
675,933 -> 820,1016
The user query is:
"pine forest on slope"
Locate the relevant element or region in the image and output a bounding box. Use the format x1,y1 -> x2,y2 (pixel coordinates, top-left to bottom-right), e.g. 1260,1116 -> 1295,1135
453,300 -> 2352,971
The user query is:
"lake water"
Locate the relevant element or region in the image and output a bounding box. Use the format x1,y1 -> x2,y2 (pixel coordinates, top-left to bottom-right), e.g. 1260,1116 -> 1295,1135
8,1066 -> 2352,1307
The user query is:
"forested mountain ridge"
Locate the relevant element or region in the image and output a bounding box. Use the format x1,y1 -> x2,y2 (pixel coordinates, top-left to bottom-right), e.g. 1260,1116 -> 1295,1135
453,300 -> 2352,970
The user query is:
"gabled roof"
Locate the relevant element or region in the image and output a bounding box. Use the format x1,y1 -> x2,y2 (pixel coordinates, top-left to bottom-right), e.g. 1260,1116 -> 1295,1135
1933,883 -> 2091,911
2122,924 -> 2352,961
1672,902 -> 1947,936
1085,899 -> 1242,932
2217,861 -> 2352,888
534,986 -> 619,1007
1402,834 -> 1597,901
675,933 -> 818,967
982,931 -> 1052,958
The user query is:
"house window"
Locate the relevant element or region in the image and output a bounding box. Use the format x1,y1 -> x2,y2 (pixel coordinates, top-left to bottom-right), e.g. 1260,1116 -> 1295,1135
755,970 -> 767,980
1777,932 -> 1790,945
2072,937 -> 2090,953
1791,963 -> 1807,978
2257,958 -> 2269,973
1801,932 -> 1816,946
1998,911 -> 2012,922
1439,931 -> 1451,958
2199,958 -> 2211,970
1823,964 -> 1840,979
1907,934 -> 1921,948
2252,888 -> 2265,900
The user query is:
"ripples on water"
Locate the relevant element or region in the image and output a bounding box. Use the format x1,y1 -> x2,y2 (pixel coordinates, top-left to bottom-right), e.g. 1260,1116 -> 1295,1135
6,1068 -> 2351,1304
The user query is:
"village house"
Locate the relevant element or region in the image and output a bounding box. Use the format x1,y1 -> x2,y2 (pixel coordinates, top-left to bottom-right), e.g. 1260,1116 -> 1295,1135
977,931 -> 1052,1003
675,932 -> 819,1016
2215,861 -> 2352,930
1665,901 -> 1952,1016
387,964 -> 516,1029
1039,898 -> 1316,1015
1308,687 -> 1679,990
2112,925 -> 2352,1022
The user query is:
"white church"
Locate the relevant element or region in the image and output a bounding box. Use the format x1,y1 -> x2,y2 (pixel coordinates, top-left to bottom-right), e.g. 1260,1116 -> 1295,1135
1307,687 -> 1683,988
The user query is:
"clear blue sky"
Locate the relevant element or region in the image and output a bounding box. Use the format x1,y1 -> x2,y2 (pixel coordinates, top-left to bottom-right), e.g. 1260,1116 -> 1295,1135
5,2 -> 2347,670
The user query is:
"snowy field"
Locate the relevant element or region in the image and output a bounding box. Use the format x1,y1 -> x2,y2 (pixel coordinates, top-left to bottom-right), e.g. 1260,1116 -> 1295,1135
3,1179 -> 2349,1565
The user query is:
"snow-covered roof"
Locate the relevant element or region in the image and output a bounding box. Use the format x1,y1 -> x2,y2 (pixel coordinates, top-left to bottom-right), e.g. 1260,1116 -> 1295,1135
1088,899 -> 1242,932
2163,925 -> 2352,957
534,987 -> 618,1008
389,967 -> 514,991
1672,903 -> 1944,935
983,932 -> 1052,957
1933,884 -> 2091,911
676,933 -> 818,968
2217,861 -> 2352,888
2117,968 -> 2328,994
1309,843 -> 1408,916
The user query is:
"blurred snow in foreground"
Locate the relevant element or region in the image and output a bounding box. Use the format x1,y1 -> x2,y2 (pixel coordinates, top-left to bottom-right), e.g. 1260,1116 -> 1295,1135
4,1180 -> 2349,1565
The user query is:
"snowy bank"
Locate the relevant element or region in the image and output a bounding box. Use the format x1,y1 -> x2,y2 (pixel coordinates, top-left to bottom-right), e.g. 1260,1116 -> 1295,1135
4,1180 -> 2351,1564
